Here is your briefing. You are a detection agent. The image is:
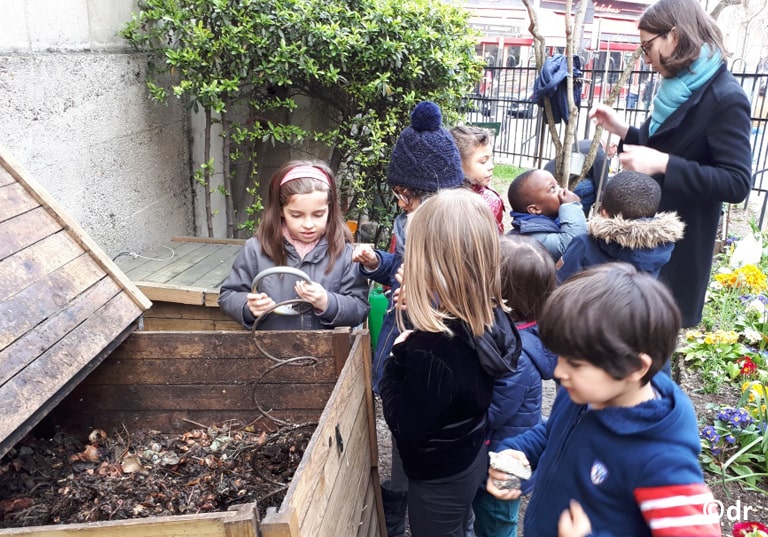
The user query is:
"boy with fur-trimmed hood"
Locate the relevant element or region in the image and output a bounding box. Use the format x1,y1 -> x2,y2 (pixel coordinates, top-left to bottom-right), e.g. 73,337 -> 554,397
557,170 -> 685,283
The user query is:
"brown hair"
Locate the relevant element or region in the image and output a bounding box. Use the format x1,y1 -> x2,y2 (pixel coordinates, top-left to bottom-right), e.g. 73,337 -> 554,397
499,235 -> 557,322
450,125 -> 492,163
638,0 -> 725,77
256,160 -> 351,271
539,263 -> 680,384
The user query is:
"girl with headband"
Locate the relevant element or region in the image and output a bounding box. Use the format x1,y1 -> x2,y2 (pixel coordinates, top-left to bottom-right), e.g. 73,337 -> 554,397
218,160 -> 369,330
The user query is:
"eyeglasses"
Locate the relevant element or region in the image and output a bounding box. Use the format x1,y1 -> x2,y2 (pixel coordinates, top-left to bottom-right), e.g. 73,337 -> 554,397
392,187 -> 410,204
640,31 -> 667,56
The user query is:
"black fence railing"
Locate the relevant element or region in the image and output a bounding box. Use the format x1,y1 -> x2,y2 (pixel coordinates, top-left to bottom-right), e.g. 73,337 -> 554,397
463,63 -> 768,226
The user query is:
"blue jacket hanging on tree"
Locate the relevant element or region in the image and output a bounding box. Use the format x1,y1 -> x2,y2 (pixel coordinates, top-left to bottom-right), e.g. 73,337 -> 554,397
534,54 -> 582,124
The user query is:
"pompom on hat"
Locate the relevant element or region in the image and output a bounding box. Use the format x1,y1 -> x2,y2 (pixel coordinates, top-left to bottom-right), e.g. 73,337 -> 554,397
386,101 -> 465,192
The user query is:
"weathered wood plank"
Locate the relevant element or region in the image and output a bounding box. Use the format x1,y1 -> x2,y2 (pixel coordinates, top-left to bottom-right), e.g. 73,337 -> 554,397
0,254 -> 108,351
357,478 -> 377,537
315,402 -> 372,536
142,302 -> 235,322
0,181 -> 39,223
139,242 -> 231,286
262,333 -> 366,536
196,248 -> 242,293
0,147 -> 151,310
0,206 -> 61,261
295,358 -> 367,535
0,501 -> 258,537
51,409 -> 322,437
61,382 -> 335,413
118,241 -> 209,281
0,292 -> 141,458
165,243 -> 241,289
261,506 -> 300,537
77,355 -> 336,385
107,331 -> 339,361
138,302 -> 242,331
0,277 -> 124,387
0,231 -> 82,302
135,281 -> 210,306
140,316 -> 242,332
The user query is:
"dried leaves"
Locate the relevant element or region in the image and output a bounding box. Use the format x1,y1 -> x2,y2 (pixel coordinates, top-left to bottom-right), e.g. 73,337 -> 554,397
0,422 -> 314,528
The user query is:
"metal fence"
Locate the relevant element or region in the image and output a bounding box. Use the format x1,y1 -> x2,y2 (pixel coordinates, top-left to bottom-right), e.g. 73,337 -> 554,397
463,62 -> 768,226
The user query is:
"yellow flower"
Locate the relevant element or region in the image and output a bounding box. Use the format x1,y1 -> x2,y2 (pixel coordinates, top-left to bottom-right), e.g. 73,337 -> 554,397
703,330 -> 740,345
714,264 -> 767,293
684,329 -> 703,341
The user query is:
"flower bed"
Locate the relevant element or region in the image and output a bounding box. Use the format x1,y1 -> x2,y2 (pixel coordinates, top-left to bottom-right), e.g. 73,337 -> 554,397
675,227 -> 768,534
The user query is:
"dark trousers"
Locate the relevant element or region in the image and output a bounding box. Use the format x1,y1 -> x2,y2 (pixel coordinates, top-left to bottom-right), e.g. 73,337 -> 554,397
407,445 -> 488,537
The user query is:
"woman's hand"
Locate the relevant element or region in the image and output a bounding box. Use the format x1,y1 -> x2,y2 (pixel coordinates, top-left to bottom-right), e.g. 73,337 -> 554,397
558,500 -> 592,537
295,280 -> 329,312
247,292 -> 277,318
619,144 -> 670,176
589,103 -> 629,140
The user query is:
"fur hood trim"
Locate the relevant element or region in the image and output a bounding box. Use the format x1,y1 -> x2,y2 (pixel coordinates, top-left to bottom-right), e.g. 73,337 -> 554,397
588,212 -> 685,249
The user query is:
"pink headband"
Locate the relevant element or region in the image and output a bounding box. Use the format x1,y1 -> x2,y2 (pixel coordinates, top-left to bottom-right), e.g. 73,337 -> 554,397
280,165 -> 332,186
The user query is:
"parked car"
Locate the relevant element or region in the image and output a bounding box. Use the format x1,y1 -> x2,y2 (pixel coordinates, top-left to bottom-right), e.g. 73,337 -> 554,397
507,89 -> 535,119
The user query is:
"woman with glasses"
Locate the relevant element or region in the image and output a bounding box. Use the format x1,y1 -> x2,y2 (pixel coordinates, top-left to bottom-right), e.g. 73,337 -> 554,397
590,0 -> 752,330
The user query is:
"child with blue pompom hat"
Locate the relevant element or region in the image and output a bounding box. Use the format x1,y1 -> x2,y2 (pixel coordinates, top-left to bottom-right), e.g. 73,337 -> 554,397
353,100 -> 467,537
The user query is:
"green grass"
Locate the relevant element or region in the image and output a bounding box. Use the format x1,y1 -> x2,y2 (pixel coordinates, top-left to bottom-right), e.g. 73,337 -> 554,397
494,163 -> 524,181
492,163 -> 524,195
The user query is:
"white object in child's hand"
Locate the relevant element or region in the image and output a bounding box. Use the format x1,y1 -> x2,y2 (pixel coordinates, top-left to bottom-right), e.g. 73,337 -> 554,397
489,450 -> 532,490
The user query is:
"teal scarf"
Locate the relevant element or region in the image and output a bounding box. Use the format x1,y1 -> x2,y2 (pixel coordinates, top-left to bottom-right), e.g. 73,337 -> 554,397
650,45 -> 723,135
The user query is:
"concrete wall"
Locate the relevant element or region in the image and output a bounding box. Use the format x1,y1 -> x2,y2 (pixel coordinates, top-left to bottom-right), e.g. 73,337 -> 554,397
0,0 -> 193,257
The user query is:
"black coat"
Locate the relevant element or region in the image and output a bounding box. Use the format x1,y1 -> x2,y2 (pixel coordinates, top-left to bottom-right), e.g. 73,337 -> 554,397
622,64 -> 752,327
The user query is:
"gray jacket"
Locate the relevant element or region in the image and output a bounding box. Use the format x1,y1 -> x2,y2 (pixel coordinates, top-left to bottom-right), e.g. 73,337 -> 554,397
218,237 -> 370,330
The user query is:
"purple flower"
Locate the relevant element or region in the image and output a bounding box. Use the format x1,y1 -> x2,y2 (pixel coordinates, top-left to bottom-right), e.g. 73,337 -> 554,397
701,425 -> 720,444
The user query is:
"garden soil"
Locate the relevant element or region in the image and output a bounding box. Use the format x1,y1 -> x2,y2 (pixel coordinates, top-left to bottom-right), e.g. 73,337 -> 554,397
0,421 -> 315,527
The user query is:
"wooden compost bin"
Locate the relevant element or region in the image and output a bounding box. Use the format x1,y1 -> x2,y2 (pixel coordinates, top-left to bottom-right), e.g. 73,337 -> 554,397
0,328 -> 385,537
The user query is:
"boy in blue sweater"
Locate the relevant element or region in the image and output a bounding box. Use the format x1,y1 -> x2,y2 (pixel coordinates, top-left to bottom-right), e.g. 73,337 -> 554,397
486,263 -> 720,537
507,169 -> 587,261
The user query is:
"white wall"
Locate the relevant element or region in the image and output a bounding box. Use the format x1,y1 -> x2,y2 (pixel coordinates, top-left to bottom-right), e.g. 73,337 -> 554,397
0,0 -> 193,257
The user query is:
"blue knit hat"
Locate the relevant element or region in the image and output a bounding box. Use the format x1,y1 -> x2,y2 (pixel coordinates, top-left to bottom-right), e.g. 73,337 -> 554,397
386,101 -> 465,192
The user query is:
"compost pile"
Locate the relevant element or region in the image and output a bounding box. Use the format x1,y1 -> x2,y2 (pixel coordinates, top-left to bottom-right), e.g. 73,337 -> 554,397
0,421 -> 315,528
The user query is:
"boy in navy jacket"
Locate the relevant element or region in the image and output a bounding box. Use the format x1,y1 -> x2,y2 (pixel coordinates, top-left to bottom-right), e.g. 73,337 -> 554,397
557,170 -> 685,283
507,169 -> 586,261
486,264 -> 720,537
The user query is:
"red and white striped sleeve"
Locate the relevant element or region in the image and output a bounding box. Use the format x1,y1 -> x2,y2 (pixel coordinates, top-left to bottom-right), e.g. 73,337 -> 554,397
634,484 -> 721,537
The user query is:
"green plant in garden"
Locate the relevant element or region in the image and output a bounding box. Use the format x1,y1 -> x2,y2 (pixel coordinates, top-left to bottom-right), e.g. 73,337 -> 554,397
121,0 -> 483,242
700,399 -> 768,492
678,329 -> 755,393
680,229 -> 768,499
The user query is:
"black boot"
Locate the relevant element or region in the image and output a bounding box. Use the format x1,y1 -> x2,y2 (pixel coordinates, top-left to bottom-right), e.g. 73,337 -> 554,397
381,480 -> 408,537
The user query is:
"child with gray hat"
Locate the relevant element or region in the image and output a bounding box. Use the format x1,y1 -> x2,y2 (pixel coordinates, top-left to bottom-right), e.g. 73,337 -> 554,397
352,100 -> 465,537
